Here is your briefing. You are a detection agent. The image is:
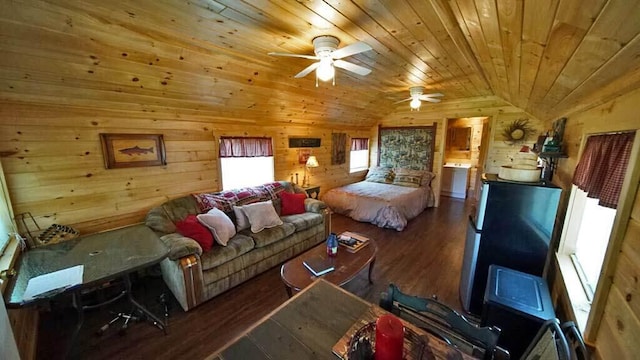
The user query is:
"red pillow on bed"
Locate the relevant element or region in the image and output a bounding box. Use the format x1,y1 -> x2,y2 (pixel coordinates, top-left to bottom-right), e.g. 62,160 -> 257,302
175,214 -> 214,252
280,191 -> 306,215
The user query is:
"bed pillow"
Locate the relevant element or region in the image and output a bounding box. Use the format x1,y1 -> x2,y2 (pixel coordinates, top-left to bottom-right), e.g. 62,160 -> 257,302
175,214 -> 214,252
365,167 -> 394,183
421,171 -> 436,186
280,191 -> 306,215
197,208 -> 236,246
238,200 -> 284,233
393,168 -> 423,188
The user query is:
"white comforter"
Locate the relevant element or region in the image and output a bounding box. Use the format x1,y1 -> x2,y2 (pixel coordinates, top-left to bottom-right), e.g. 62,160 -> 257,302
322,181 -> 434,231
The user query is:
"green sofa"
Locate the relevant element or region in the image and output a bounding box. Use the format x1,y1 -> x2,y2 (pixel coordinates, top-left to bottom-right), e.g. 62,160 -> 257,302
145,181 -> 329,311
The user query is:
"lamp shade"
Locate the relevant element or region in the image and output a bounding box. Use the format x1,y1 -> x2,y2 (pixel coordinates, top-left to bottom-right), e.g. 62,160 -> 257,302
306,156 -> 319,168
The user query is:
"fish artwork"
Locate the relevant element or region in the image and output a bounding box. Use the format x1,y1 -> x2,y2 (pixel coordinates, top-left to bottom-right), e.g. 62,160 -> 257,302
118,145 -> 154,156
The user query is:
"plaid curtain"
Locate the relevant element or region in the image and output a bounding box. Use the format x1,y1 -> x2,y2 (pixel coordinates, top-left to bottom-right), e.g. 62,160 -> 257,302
351,138 -> 369,151
219,137 -> 273,158
572,132 -> 635,209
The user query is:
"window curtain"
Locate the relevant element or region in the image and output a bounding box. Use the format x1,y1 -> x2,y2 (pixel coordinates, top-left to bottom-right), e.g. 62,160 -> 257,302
572,132 -> 635,209
219,137 -> 273,158
351,138 -> 369,151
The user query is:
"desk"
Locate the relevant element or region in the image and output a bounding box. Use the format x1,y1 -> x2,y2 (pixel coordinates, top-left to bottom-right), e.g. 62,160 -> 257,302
209,279 -> 474,360
4,224 -> 169,356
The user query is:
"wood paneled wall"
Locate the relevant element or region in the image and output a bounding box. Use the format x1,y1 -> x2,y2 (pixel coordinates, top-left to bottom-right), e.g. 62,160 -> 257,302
380,96 -> 541,205
0,101 -> 370,236
550,87 -> 640,359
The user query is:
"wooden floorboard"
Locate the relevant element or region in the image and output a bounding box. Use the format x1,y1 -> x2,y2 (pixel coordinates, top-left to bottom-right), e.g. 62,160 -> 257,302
36,196 -> 470,360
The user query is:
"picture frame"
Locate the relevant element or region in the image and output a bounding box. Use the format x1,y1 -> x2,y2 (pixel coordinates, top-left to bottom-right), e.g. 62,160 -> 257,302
298,149 -> 311,164
100,133 -> 167,169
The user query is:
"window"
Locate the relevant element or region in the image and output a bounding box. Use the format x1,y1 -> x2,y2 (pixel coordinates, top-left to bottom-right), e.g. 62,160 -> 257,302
350,138 -> 369,173
0,160 -> 20,293
219,137 -> 274,190
564,187 -> 616,299
0,161 -> 16,257
557,131 -> 635,330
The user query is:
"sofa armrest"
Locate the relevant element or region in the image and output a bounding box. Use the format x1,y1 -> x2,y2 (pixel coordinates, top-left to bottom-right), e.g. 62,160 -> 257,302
304,198 -> 327,213
160,233 -> 203,260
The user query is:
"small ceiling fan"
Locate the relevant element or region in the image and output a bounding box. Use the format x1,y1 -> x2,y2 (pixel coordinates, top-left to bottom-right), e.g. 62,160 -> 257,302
395,86 -> 444,110
269,35 -> 372,86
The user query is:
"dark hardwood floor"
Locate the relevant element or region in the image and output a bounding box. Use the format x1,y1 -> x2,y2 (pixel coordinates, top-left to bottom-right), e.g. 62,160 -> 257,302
36,196 -> 471,360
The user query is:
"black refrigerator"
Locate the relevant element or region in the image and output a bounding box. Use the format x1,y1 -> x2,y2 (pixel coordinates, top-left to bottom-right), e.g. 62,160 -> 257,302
460,174 -> 561,315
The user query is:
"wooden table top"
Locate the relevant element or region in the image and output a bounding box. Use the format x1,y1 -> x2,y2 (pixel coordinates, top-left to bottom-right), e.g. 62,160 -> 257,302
209,279 -> 475,360
280,238 -> 377,293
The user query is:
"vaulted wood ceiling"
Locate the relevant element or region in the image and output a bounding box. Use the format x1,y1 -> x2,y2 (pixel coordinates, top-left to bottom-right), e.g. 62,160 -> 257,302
2,0 -> 639,126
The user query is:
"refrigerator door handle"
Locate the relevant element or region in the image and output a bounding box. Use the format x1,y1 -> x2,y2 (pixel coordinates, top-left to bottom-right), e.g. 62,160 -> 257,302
468,215 -> 480,232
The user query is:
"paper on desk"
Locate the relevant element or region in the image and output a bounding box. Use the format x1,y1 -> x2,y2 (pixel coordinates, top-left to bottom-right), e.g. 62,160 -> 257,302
23,265 -> 84,301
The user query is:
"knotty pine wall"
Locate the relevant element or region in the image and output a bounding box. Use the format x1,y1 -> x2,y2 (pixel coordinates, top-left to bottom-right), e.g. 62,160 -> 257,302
0,101 -> 371,236
548,87 -> 640,359
380,96 -> 543,206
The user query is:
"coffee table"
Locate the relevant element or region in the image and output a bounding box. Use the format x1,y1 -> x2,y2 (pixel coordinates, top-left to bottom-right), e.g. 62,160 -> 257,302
280,236 -> 377,297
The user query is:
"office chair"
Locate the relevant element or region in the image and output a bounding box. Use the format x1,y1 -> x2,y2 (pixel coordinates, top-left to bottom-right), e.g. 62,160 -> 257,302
380,284 -> 509,360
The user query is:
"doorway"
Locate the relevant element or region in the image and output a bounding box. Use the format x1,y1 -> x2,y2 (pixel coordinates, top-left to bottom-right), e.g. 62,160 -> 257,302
442,117 -> 489,200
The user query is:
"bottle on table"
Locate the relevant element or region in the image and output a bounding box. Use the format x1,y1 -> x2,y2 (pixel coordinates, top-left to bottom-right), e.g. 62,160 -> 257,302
326,233 -> 338,257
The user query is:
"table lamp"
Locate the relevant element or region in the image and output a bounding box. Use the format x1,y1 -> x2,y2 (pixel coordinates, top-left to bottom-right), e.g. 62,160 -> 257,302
303,156 -> 319,187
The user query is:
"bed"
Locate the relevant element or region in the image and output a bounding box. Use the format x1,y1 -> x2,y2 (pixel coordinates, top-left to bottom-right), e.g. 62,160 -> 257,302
322,177 -> 434,231
323,125 -> 437,231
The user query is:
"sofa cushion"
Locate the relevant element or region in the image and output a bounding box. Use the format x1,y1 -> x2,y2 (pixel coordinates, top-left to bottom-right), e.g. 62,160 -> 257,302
240,200 -> 283,233
280,191 -> 306,215
197,208 -> 236,246
244,222 -> 295,248
175,215 -> 214,252
201,234 -> 255,270
280,212 -> 324,232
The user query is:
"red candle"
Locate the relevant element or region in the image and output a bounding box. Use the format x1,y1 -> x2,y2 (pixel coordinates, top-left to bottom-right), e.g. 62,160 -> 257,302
375,314 -> 404,360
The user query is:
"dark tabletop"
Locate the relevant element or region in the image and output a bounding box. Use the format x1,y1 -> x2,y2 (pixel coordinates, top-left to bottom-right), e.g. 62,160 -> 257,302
4,224 -> 167,307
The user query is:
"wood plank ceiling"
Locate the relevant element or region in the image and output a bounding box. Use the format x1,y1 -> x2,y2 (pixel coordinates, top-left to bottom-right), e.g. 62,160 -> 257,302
1,0 -> 639,126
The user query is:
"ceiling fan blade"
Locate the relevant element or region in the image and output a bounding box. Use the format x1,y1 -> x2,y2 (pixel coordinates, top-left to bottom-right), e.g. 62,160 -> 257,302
393,97 -> 413,104
331,41 -> 372,59
419,96 -> 442,103
422,93 -> 444,98
268,52 -> 319,60
333,60 -> 372,76
294,62 -> 320,78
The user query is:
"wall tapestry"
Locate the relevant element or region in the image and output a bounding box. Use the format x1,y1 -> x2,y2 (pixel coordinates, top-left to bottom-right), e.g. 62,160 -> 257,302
332,133 -> 346,165
377,125 -> 436,171
100,133 -> 166,169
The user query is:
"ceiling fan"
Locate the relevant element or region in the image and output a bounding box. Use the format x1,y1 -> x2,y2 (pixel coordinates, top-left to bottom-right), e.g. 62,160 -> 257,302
395,86 -> 444,111
268,35 -> 372,86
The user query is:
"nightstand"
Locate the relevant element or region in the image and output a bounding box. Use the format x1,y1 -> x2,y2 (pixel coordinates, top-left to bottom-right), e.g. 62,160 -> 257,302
302,185 -> 320,199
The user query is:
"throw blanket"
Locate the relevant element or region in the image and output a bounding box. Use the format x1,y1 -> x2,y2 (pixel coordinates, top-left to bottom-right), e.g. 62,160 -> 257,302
322,181 -> 434,231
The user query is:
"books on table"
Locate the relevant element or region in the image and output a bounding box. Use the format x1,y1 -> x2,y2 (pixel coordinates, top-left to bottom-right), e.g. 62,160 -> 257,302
337,231 -> 370,253
303,256 -> 335,276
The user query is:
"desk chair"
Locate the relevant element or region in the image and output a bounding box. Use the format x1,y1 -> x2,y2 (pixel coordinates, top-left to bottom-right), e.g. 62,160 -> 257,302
380,284 -> 508,360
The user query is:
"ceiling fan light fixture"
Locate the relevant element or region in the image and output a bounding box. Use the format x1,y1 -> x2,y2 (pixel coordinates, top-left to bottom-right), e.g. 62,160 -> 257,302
410,97 -> 421,110
316,58 -> 335,82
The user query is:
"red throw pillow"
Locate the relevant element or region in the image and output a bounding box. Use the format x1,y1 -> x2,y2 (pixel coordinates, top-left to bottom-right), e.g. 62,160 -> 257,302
280,191 -> 306,216
175,214 -> 214,252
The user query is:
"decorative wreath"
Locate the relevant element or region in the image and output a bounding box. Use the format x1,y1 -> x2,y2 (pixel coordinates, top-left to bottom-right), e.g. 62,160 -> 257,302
502,118 -> 535,145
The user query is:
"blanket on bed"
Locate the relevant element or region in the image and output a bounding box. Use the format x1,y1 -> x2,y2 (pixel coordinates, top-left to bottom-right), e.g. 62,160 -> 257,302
322,181 -> 434,231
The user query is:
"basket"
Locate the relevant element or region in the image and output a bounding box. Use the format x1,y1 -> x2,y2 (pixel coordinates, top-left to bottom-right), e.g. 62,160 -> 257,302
347,321 -> 426,360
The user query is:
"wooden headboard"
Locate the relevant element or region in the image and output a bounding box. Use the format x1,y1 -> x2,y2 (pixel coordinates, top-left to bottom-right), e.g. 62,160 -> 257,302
377,124 -> 437,171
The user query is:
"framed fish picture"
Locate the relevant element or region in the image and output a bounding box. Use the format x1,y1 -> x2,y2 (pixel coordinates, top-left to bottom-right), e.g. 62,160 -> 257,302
100,133 -> 167,169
